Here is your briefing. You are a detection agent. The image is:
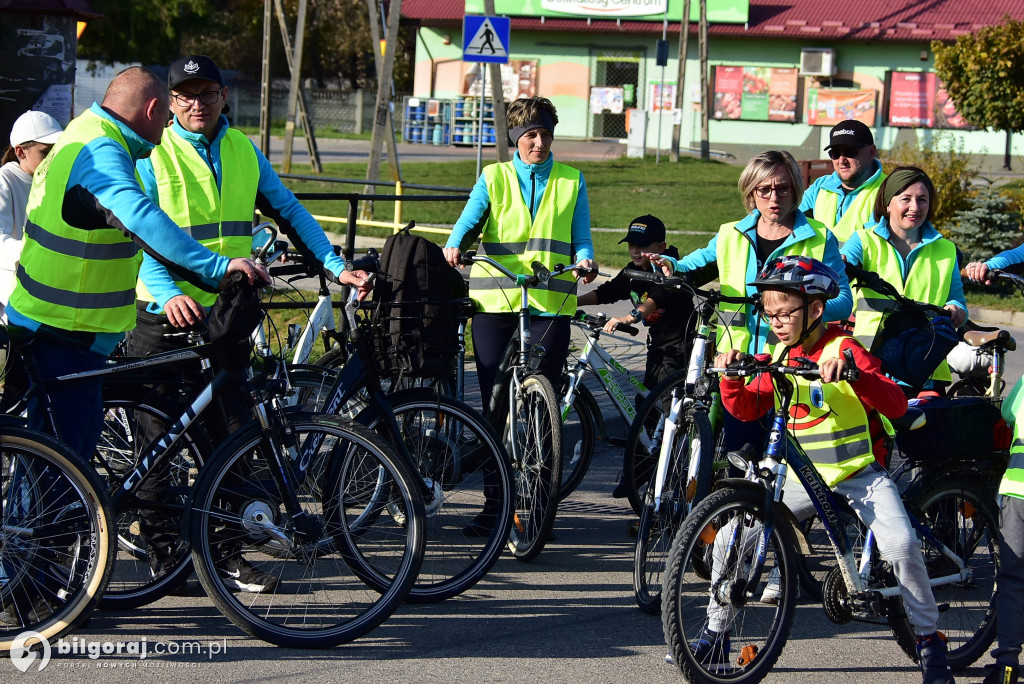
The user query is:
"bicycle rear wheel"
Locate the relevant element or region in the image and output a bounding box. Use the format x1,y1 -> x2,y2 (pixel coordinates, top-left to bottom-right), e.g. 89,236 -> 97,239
493,374 -> 561,562
187,413 -> 425,648
623,369 -> 689,515
0,422 -> 115,651
354,388 -> 513,602
558,381 -> 597,501
896,476 -> 1000,671
94,387 -> 211,609
634,407 -> 712,614
663,487 -> 797,684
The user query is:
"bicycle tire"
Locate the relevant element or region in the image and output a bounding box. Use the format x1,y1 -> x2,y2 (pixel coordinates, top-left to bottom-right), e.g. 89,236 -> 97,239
663,486 -> 797,684
893,476 -> 1000,671
558,381 -> 597,501
353,388 -> 514,602
0,422 -> 115,651
94,386 -> 212,610
187,413 -> 425,648
634,406 -> 712,614
492,373 -> 562,562
314,347 -> 459,398
623,368 -> 690,515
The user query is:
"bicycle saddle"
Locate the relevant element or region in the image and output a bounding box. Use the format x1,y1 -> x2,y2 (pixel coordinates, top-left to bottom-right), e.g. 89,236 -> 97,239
963,328 -> 1016,351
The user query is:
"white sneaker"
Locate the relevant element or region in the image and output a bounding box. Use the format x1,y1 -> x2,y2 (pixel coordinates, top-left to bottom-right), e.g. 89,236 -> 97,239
760,567 -> 782,604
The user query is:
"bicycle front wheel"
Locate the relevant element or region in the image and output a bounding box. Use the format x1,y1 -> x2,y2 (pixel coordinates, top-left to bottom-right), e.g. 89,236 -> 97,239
355,388 -> 514,602
663,487 -> 797,684
495,374 -> 561,562
623,369 -> 689,515
0,423 -> 115,651
188,413 -> 425,648
897,477 -> 1000,671
558,381 -> 597,501
634,407 -> 712,614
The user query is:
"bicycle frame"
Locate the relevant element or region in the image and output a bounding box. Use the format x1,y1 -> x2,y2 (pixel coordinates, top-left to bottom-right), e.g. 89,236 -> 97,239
562,319 -> 648,425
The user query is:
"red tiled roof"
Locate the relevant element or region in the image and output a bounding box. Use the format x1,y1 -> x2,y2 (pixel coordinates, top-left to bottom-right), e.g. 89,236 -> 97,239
401,0 -> 1024,42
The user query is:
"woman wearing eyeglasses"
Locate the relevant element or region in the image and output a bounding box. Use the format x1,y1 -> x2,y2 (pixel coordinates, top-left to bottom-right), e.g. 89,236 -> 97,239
650,149 -> 851,449
841,165 -> 967,394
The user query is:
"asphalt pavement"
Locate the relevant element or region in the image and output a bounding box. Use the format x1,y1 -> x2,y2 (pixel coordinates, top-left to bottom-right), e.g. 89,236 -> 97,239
9,295 -> 1019,683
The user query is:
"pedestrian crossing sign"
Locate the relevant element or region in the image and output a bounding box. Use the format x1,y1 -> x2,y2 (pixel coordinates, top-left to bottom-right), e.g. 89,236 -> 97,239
462,15 -> 510,64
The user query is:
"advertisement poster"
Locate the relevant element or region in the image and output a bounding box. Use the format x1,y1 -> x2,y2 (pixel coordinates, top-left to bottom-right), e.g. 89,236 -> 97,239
461,60 -> 538,100
464,0 -> 750,24
712,66 -> 798,122
886,71 -> 971,129
807,88 -> 876,126
590,86 -> 624,114
647,82 -> 677,113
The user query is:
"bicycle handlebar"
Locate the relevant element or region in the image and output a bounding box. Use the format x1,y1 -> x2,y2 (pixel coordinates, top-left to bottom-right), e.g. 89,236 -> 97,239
845,262 -> 949,318
573,310 -> 639,336
460,250 -> 584,284
709,349 -> 860,383
626,269 -> 754,307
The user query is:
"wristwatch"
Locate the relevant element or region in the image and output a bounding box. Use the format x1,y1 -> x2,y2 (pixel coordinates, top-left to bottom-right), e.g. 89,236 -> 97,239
629,308 -> 645,323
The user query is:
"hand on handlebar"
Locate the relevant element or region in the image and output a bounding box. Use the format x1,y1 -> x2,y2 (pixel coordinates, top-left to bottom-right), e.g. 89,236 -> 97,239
943,304 -> 967,328
963,261 -> 993,286
225,257 -> 269,287
715,350 -> 749,371
575,259 -> 599,284
339,269 -> 373,301
444,247 -> 462,269
164,295 -> 205,329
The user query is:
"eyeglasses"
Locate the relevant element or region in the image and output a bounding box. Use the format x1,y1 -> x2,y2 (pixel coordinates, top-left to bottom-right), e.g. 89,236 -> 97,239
760,305 -> 805,324
171,89 -> 222,107
827,146 -> 861,160
753,184 -> 793,199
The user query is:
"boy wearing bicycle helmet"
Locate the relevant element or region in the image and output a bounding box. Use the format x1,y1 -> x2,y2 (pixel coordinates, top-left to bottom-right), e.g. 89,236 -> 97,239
706,255 -> 954,684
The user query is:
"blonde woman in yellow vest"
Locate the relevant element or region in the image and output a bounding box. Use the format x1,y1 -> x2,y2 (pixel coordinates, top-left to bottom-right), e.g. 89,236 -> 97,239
798,119 -> 885,242
708,256 -> 954,684
649,150 -> 851,452
841,166 -> 967,395
5,67 -> 264,461
443,97 -> 597,406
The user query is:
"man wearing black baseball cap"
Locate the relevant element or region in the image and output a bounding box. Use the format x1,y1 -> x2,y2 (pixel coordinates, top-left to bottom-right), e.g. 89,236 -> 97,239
799,119 -> 886,241
131,55 -> 370,595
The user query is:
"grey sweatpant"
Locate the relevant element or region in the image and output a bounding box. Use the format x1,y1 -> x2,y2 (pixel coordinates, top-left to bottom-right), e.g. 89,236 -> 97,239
992,494 -> 1024,666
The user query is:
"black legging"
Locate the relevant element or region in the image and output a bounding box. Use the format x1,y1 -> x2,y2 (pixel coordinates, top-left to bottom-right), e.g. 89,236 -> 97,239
472,313 -> 570,413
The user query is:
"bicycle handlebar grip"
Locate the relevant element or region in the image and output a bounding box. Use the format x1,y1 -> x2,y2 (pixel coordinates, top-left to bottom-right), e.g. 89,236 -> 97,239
347,249 -> 381,274
617,323 -> 639,336
840,347 -> 860,383
460,250 -> 477,266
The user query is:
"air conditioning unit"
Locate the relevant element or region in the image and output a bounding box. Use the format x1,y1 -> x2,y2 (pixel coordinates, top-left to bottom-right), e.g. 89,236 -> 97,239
800,48 -> 836,77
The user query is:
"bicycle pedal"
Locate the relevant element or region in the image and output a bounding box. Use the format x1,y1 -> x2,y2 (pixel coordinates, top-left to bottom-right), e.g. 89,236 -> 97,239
513,513 -> 525,534
736,645 -> 758,667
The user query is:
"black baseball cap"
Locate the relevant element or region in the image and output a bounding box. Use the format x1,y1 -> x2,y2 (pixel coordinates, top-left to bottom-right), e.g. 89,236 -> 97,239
168,55 -> 223,90
619,215 -> 666,245
824,120 -> 874,150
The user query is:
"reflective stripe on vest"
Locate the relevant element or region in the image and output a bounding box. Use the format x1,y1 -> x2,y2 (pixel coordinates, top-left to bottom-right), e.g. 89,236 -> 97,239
1001,387 -> 1024,498
851,232 -> 956,382
138,127 -> 259,307
776,336 -> 875,487
812,173 -> 883,242
715,219 -> 827,354
469,161 -> 579,314
10,109 -> 143,333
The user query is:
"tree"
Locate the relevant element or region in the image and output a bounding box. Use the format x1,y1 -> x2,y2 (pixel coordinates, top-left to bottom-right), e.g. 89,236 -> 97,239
932,16 -> 1024,170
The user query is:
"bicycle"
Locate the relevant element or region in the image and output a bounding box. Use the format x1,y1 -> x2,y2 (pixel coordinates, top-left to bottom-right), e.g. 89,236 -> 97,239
662,354 -> 999,684
459,250 -> 596,561
16,275 -> 427,647
0,415 -> 115,651
253,252 -> 515,600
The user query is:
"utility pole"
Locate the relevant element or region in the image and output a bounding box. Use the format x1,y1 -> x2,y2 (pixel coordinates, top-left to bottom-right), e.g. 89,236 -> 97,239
274,0 -> 321,173
363,0 -> 403,218
670,0 -> 691,162
484,0 -> 509,162
699,0 -> 709,160
259,0 -> 272,156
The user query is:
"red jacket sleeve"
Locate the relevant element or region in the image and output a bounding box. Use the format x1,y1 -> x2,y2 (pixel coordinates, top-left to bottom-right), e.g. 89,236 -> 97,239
841,338 -> 908,419
720,374 -> 776,421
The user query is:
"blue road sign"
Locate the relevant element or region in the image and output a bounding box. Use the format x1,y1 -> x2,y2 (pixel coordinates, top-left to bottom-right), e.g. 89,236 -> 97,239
462,15 -> 510,64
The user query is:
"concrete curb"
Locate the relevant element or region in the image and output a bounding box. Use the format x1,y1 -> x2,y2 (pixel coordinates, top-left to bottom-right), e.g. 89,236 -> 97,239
971,307 -> 1024,327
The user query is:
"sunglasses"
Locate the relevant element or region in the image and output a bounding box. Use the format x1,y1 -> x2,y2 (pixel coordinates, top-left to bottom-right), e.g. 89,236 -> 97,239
827,146 -> 862,160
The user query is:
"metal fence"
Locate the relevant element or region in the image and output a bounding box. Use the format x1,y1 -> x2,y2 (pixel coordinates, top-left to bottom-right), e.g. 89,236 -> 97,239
231,86 -> 409,135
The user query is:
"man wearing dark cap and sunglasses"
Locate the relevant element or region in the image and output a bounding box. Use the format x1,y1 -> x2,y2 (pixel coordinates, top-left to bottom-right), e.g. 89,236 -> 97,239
799,119 -> 886,242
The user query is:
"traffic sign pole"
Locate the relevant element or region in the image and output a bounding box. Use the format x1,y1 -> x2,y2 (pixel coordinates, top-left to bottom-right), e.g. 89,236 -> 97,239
476,66 -> 486,179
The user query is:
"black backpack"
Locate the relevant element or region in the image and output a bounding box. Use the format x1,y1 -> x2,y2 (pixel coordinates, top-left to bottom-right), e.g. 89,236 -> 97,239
370,226 -> 469,378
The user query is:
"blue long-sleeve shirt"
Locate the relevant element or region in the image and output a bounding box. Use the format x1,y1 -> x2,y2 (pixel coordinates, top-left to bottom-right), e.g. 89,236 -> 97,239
135,115 -> 346,312
985,244 -> 1024,271
671,211 -> 853,354
7,103 -> 231,355
446,151 -> 594,262
798,160 -> 884,224
841,218 -> 967,315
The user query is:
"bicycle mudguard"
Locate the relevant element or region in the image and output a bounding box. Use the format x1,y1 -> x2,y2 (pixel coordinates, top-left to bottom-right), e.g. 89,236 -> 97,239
710,478 -> 812,557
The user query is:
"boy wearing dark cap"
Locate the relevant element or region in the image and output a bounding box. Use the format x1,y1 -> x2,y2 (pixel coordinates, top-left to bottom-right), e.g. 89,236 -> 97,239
578,214 -> 694,390
799,119 -> 886,242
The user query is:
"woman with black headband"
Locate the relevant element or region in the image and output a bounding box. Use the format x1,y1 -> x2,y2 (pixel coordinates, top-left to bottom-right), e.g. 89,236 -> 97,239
841,165 -> 967,394
444,96 -> 597,409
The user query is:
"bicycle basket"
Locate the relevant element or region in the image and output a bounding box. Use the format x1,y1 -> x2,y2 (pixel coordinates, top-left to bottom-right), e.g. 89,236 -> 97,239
895,396 -> 1011,463
367,299 -> 468,378
869,307 -> 958,389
